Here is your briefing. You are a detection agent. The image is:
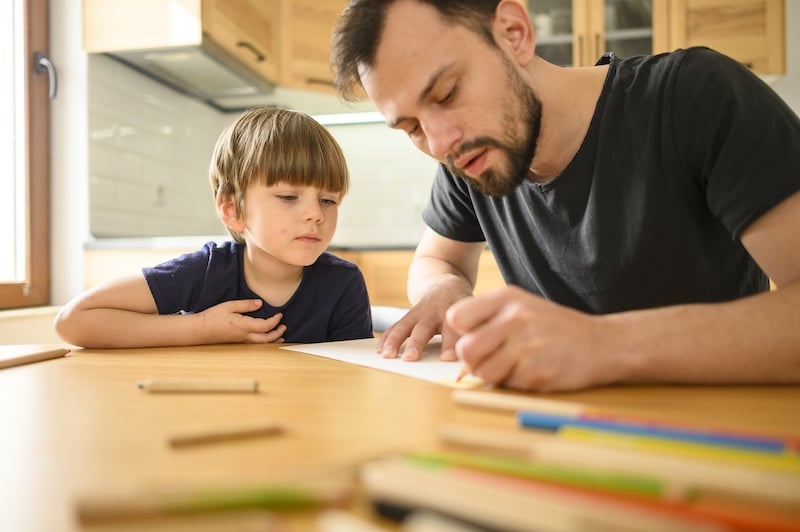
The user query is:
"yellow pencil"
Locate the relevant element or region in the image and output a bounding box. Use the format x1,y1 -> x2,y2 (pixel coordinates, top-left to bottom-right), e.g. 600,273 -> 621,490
439,423 -> 800,506
560,426 -> 800,474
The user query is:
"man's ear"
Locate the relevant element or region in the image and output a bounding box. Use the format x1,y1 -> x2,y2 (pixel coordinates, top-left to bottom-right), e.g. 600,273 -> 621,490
216,195 -> 246,232
493,0 -> 536,66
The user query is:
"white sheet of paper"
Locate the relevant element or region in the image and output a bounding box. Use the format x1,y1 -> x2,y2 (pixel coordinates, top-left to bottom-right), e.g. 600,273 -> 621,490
281,338 -> 477,386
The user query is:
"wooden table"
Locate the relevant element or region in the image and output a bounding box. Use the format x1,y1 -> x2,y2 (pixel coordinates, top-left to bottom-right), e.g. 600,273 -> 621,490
2,343 -> 799,531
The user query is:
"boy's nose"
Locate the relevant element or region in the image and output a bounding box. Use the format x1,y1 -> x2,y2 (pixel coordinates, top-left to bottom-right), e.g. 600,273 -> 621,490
304,201 -> 323,223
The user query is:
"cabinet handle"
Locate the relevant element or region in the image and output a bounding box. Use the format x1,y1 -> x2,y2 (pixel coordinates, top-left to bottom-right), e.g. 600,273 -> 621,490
595,33 -> 602,57
236,41 -> 265,62
577,34 -> 584,66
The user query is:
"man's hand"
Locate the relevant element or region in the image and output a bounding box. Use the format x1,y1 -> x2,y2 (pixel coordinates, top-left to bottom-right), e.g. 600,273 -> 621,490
195,299 -> 286,344
376,292 -> 468,362
446,286 -> 621,391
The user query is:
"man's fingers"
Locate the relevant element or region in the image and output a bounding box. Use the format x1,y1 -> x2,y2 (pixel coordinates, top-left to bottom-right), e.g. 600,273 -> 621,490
446,290 -> 505,334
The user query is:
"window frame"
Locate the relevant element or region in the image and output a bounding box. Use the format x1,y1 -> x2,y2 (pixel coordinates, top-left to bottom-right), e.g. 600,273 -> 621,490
1,0 -> 50,309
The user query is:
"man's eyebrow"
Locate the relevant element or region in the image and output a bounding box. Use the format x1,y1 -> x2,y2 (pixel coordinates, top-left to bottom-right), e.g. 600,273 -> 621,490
386,63 -> 453,129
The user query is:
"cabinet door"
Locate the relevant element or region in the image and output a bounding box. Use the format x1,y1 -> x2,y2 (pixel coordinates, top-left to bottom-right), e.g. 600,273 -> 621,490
527,0 -> 667,67
591,0 -> 669,62
279,0 -> 349,92
667,0 -> 785,75
202,0 -> 280,81
527,0 -> 579,66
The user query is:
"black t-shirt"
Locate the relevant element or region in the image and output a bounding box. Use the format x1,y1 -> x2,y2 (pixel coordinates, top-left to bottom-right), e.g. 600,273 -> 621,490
143,241 -> 373,342
422,47 -> 800,314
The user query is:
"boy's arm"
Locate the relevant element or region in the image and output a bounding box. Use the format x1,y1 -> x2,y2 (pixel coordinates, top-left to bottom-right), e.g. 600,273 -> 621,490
54,274 -> 285,348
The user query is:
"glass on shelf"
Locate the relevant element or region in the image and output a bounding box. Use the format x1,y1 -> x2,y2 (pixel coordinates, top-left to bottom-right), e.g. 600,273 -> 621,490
602,0 -> 653,59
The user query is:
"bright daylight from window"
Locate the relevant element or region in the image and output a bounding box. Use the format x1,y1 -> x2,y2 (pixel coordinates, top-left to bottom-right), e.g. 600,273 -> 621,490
0,0 -> 26,284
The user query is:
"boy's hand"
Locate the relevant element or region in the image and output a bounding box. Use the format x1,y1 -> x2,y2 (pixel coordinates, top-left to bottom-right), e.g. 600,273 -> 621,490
196,299 -> 286,344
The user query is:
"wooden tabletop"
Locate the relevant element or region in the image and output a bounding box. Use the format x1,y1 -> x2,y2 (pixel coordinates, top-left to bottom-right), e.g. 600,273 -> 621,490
1,343 -> 799,531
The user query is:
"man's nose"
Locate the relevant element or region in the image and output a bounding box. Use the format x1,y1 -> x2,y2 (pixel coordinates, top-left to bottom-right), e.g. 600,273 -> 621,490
423,116 -> 462,162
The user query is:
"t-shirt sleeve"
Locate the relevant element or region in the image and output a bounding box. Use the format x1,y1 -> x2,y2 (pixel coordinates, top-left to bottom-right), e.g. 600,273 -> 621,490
669,47 -> 800,238
421,163 -> 487,242
142,243 -> 215,315
327,266 -> 374,340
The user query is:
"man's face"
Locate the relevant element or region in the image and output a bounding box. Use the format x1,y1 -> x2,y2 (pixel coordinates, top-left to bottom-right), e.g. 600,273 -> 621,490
360,1 -> 542,196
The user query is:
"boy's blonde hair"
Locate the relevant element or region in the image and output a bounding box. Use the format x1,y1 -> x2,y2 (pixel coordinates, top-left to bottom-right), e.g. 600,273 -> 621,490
209,107 -> 350,244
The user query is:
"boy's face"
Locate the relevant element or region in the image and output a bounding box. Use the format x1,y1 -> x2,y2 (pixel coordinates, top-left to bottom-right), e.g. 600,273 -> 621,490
237,182 -> 341,266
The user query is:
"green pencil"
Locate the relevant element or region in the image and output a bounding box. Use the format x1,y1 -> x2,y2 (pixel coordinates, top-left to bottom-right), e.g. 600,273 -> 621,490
76,480 -> 351,524
406,451 -> 668,499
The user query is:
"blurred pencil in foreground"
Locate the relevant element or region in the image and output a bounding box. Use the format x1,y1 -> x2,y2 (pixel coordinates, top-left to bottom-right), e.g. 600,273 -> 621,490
75,478 -> 351,525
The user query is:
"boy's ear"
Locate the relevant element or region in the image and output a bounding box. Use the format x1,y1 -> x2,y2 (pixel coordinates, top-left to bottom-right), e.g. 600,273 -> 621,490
216,195 -> 246,232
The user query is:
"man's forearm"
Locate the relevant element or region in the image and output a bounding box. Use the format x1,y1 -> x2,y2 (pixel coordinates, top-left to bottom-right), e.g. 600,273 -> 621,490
407,256 -> 476,306
607,282 -> 800,384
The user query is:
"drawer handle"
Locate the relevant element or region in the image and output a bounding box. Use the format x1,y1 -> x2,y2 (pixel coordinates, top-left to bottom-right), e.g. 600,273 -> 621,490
236,41 -> 265,62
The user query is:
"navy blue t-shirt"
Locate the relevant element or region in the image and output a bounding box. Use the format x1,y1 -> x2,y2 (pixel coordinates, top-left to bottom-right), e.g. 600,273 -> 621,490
143,241 -> 373,342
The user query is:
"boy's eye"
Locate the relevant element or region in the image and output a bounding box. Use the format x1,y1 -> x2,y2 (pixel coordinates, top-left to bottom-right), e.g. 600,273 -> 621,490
320,197 -> 339,206
277,195 -> 297,202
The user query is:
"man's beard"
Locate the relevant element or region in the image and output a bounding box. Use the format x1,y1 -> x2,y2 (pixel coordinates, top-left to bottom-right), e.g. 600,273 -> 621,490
446,57 -> 542,197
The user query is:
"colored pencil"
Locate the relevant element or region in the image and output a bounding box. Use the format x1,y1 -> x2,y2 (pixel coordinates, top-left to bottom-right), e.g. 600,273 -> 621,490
0,345 -> 69,369
440,423 -> 800,506
559,425 -> 800,474
137,378 -> 259,393
405,450 -> 667,499
76,479 -> 351,525
360,455 -> 721,531
167,420 -> 285,447
452,388 -> 585,415
519,409 -> 793,454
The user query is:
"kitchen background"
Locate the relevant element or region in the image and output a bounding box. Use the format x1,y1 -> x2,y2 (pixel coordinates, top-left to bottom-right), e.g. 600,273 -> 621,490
46,0 -> 800,309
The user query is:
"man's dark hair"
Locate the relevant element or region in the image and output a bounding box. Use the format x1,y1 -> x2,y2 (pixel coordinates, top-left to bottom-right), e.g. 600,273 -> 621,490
332,0 -> 501,101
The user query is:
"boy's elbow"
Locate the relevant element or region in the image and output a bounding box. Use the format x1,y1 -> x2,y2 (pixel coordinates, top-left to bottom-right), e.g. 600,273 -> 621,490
53,306 -> 89,347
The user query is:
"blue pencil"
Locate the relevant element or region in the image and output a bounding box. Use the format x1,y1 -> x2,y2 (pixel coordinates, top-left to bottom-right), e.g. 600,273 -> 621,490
517,410 -> 791,454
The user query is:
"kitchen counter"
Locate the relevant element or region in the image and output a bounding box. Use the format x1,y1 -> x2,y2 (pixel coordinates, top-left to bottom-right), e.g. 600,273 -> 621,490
83,236 -> 416,252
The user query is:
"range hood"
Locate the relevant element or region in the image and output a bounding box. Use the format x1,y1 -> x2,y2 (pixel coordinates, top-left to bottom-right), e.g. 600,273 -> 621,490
107,40 -> 276,113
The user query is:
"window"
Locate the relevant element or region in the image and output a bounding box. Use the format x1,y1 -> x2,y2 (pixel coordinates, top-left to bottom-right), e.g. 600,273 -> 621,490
0,0 -> 50,309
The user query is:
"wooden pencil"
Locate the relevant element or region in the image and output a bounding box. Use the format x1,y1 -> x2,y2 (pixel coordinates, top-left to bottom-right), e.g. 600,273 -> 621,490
452,388 -> 585,415
137,378 -> 259,393
168,420 -> 285,447
440,423 -> 800,506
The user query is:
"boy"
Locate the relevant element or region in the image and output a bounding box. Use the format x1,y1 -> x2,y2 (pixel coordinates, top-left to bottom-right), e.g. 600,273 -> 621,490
55,107 -> 373,347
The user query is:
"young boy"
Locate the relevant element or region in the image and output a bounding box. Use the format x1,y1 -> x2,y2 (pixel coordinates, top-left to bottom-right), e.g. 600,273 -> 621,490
55,107 -> 373,347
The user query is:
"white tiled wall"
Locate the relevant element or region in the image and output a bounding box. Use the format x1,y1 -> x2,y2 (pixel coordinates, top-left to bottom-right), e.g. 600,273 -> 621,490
327,124 -> 437,248
88,55 -> 438,246
88,55 -> 228,237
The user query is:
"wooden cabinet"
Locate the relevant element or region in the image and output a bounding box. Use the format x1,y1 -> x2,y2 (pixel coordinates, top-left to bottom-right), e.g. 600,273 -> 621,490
202,0 -> 280,81
278,0 -> 349,93
83,0 -> 280,83
666,0 -> 785,75
334,250 -> 505,308
526,0 -> 784,75
526,0 -> 669,67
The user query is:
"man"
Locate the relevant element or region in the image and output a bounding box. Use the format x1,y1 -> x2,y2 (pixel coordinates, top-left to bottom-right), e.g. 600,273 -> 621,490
332,0 -> 800,391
